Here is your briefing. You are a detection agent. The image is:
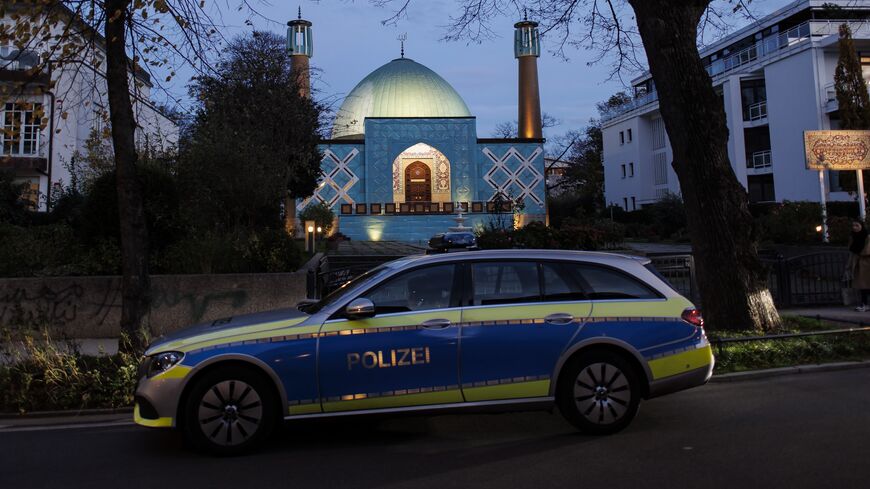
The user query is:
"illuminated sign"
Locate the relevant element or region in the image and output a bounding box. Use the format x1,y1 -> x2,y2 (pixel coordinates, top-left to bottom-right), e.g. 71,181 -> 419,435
804,130 -> 870,170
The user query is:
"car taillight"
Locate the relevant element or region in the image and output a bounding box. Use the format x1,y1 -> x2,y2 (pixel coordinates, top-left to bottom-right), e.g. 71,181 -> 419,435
681,308 -> 704,328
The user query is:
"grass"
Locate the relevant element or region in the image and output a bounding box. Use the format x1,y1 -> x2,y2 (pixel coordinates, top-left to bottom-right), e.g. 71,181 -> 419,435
0,331 -> 139,414
709,315 -> 870,374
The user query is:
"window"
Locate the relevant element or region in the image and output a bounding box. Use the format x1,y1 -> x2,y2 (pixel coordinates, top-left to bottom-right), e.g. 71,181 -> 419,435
629,162 -> 634,177
623,197 -> 628,210
2,103 -> 42,155
621,164 -> 626,178
653,152 -> 668,185
472,261 -> 540,306
542,263 -> 587,302
631,197 -> 636,210
576,265 -> 660,300
363,265 -> 456,314
627,129 -> 633,143
651,117 -> 666,150
619,131 -> 624,145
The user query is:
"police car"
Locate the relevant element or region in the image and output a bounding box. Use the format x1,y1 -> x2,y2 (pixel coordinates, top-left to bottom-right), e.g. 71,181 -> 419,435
135,250 -> 713,454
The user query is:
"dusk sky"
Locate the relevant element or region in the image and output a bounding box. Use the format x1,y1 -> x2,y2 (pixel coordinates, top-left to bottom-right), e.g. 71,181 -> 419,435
162,0 -> 796,138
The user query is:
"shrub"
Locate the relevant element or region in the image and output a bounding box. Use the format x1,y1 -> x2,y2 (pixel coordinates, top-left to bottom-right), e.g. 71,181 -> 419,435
298,202 -> 335,235
158,229 -> 304,274
0,331 -> 139,413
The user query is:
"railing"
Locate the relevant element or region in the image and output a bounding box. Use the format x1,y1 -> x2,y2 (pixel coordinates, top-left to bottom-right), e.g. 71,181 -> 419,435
749,150 -> 772,169
744,100 -> 767,121
650,251 -> 850,308
710,325 -> 870,358
603,20 -> 866,123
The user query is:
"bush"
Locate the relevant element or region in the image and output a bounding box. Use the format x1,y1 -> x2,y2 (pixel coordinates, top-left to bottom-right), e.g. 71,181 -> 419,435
477,218 -> 624,251
0,332 -> 138,413
298,202 -> 335,235
158,228 -> 304,274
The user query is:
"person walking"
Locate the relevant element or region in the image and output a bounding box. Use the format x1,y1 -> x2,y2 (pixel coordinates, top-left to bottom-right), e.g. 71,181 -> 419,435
848,220 -> 870,311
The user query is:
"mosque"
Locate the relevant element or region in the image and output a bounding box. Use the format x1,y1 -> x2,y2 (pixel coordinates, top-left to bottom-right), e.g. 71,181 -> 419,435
288,11 -> 548,242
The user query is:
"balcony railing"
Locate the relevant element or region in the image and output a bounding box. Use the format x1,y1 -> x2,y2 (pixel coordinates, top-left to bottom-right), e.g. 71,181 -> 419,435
744,100 -> 768,121
749,150 -> 772,169
603,20 -> 866,123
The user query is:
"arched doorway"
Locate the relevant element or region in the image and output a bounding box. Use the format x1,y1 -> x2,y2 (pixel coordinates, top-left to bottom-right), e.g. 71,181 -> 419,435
392,143 -> 451,205
404,161 -> 432,202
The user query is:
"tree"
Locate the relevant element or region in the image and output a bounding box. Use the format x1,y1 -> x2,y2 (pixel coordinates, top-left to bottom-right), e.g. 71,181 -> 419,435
492,112 -> 560,138
375,0 -> 781,332
832,23 -> 870,192
834,24 -> 870,130
181,31 -> 322,233
3,1 -> 258,349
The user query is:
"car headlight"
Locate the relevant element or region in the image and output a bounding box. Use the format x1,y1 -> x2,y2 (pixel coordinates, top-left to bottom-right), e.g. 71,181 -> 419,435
148,351 -> 184,377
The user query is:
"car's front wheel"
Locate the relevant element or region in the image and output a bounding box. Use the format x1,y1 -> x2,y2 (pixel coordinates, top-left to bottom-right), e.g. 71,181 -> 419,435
182,366 -> 278,455
557,351 -> 642,435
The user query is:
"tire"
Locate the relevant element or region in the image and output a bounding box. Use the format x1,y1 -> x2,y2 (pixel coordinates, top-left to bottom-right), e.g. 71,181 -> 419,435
557,351 -> 642,435
182,365 -> 278,455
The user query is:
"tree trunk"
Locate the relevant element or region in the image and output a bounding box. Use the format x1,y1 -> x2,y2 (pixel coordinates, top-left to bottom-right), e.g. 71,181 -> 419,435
104,0 -> 151,350
628,0 -> 780,332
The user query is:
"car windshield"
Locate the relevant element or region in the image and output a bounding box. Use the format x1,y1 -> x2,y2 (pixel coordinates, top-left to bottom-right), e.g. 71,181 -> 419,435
301,264 -> 389,314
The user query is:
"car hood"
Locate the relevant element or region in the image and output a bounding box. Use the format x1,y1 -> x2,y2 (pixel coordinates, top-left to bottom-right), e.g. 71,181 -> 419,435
145,307 -> 310,355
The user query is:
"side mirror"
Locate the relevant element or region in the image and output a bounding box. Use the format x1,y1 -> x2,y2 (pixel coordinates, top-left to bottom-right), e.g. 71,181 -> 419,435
345,298 -> 375,319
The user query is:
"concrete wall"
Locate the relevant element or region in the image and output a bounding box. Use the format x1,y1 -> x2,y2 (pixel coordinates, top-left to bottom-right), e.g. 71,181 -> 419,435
0,272 -> 308,339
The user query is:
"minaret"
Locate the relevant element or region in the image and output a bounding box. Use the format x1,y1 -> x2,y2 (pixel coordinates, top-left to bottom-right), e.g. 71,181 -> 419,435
514,10 -> 542,139
287,7 -> 313,98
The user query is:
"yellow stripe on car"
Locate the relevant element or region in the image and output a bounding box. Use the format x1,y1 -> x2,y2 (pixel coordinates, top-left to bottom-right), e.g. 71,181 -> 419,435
133,403 -> 173,428
648,345 -> 714,380
322,389 -> 462,412
156,317 -> 311,353
462,379 -> 550,402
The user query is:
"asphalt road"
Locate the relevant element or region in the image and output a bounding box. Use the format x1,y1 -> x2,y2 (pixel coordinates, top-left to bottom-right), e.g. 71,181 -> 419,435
3,369 -> 869,489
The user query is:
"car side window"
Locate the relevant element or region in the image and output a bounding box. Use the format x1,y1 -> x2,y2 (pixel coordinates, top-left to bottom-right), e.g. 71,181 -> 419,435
361,264 -> 456,314
541,262 -> 587,301
575,264 -> 660,300
472,261 -> 541,306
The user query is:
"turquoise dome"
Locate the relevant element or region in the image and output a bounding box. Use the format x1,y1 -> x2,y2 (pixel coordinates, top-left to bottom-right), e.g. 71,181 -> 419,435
331,58 -> 472,139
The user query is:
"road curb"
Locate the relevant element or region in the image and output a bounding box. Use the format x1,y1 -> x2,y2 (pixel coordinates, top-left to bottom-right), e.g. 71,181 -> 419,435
710,360 -> 870,383
0,406 -> 132,420
3,361 -> 869,422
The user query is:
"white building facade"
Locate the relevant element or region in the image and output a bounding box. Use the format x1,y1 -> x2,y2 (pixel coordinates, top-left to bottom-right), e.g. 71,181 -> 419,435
1,7 -> 178,211
602,0 -> 870,210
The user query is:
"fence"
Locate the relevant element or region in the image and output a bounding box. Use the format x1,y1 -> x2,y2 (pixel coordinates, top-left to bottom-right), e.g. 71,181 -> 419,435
648,251 -> 850,307
307,251 -> 852,307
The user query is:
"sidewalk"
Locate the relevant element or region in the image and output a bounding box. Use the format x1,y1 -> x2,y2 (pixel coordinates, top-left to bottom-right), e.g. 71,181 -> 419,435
781,305 -> 870,325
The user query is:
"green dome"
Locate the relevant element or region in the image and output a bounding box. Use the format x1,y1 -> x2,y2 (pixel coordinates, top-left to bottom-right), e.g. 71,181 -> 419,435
331,58 -> 472,139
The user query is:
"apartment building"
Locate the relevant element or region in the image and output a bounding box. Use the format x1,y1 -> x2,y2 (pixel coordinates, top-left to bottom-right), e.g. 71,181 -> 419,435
602,0 -> 870,210
1,6 -> 178,211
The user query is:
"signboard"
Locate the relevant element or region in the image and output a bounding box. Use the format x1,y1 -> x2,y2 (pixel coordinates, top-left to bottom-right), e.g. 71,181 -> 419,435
804,130 -> 870,170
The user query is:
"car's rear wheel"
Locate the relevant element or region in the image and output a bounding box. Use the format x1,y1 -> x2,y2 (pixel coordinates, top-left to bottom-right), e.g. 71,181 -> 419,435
183,366 -> 278,455
557,351 -> 642,435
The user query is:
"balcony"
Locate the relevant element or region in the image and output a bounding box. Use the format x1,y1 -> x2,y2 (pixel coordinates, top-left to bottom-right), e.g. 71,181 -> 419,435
744,100 -> 768,122
603,20 -> 866,124
747,150 -> 772,171
0,155 -> 48,173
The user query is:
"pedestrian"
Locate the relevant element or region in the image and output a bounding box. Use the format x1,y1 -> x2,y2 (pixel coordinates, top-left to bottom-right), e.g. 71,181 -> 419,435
847,220 -> 870,311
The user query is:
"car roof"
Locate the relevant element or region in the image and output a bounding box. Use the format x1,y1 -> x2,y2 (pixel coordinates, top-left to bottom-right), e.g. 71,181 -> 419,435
386,249 -> 650,269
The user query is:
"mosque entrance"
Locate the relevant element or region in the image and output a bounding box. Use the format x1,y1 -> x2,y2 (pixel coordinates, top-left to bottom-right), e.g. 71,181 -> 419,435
404,161 -> 432,202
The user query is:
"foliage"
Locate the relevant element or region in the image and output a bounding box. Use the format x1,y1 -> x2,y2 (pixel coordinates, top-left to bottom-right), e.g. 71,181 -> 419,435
157,229 -> 304,275
835,24 -> 870,130
181,31 -> 323,233
298,202 -> 336,235
0,331 -> 139,414
491,112 -> 560,138
711,318 -> 870,374
476,218 -> 624,251
0,170 -> 30,225
77,163 -> 182,254
754,201 -> 856,246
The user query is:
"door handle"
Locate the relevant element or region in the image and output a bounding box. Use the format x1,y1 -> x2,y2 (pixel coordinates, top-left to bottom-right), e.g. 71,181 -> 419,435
545,313 -> 575,325
421,318 -> 452,329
